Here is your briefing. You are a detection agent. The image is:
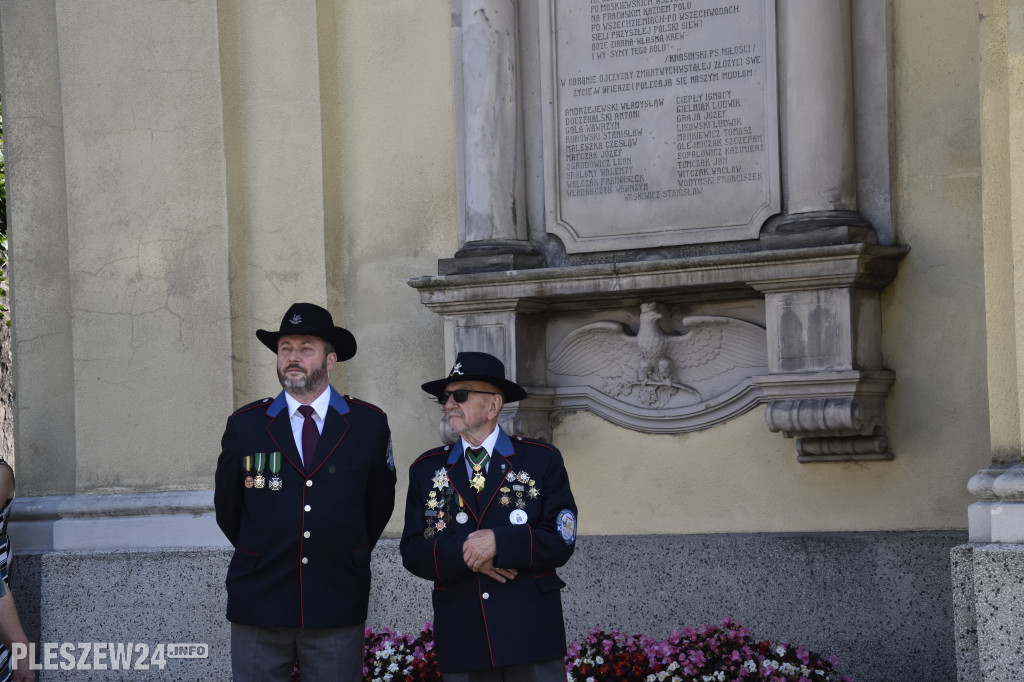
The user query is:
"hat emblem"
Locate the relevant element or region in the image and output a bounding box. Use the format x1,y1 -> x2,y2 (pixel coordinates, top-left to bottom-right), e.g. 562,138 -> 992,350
449,362 -> 463,376
289,314 -> 303,325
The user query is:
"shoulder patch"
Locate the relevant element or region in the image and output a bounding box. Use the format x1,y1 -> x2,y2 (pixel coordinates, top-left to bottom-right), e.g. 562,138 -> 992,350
385,438 -> 395,472
556,509 -> 577,545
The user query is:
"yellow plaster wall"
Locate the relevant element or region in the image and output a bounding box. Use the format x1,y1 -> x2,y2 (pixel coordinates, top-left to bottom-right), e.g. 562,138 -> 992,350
325,2 -> 458,534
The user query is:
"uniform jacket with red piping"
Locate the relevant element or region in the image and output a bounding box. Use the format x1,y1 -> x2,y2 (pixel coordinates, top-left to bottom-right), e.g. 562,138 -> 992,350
214,386 -> 396,628
400,427 -> 578,673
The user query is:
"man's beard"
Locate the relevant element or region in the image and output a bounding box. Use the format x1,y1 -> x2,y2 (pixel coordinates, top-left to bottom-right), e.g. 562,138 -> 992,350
278,358 -> 329,393
445,409 -> 485,435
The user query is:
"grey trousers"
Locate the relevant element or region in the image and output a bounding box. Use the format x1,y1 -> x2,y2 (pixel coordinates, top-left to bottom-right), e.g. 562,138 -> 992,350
443,658 -> 566,682
230,621 -> 364,682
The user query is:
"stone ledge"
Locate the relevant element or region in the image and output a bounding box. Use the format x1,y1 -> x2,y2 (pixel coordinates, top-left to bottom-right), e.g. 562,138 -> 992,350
8,491 -> 228,552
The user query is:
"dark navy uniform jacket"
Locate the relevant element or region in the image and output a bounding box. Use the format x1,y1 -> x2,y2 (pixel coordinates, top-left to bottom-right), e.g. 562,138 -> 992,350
215,386 -> 396,629
400,427 -> 577,673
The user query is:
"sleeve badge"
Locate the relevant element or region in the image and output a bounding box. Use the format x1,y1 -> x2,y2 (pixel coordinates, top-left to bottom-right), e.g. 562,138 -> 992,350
556,509 -> 577,545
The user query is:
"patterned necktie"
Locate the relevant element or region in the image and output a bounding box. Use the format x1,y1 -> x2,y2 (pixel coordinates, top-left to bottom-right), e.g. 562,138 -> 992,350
298,405 -> 319,472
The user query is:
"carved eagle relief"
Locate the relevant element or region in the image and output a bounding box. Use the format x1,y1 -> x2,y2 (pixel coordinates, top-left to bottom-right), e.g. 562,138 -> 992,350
548,302 -> 767,407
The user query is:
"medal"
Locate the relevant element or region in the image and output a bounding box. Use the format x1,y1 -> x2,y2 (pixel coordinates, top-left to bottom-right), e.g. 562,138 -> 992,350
466,446 -> 489,493
268,452 -> 283,491
424,524 -> 435,539
242,456 -> 254,488
253,452 -> 266,489
510,509 -> 528,525
432,468 -> 449,491
456,511 -> 469,524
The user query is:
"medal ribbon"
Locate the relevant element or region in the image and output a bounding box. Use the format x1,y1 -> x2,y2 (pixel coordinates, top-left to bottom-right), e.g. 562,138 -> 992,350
255,452 -> 265,474
466,446 -> 489,497
269,452 -> 280,475
242,456 -> 252,474
466,446 -> 489,469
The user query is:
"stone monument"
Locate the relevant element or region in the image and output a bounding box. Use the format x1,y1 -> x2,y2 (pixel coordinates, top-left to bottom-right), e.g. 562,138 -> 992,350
413,0 -> 904,461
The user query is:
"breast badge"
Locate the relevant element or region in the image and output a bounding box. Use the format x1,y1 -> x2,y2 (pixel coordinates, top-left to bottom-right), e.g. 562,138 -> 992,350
424,471 -> 459,538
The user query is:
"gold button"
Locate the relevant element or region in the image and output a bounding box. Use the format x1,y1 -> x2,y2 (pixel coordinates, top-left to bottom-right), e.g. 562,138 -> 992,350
306,480 -> 313,487
303,531 -> 310,539
304,505 -> 311,512
301,557 -> 308,565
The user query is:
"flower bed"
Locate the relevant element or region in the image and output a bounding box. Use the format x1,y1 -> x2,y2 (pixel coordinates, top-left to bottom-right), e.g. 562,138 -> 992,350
292,619 -> 854,681
566,619 -> 853,682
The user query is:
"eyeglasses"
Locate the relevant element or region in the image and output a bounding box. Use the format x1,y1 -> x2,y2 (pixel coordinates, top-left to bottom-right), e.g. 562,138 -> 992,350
437,389 -> 499,404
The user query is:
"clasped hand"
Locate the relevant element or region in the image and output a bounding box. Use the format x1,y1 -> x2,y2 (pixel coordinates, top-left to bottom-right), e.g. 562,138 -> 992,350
462,529 -> 517,583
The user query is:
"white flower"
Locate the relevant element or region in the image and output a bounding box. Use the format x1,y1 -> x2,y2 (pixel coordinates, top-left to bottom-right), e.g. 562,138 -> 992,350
647,675 -> 658,682
658,671 -> 669,681
775,645 -> 787,657
388,662 -> 399,673
743,660 -> 757,672
668,661 -> 679,671
595,656 -> 604,664
586,677 -> 595,682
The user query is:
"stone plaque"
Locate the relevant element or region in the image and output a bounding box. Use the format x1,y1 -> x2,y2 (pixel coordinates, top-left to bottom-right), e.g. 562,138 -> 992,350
540,0 -> 779,252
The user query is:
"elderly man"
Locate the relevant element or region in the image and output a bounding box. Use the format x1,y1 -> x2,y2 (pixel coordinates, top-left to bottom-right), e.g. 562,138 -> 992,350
401,352 -> 578,682
215,302 -> 396,681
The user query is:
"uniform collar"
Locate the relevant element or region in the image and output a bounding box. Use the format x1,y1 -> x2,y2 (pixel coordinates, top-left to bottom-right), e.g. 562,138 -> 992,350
266,385 -> 350,418
446,426 -> 514,465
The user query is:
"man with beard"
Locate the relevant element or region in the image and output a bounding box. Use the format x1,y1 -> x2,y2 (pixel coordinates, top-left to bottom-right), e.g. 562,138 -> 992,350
215,302 -> 396,681
400,352 -> 578,682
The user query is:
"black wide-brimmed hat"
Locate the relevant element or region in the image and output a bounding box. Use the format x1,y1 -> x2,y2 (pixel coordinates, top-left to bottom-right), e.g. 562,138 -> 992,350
421,351 -> 527,403
256,302 -> 357,361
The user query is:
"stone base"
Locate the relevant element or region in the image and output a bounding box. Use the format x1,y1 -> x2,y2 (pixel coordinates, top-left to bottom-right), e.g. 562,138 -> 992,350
438,252 -> 545,275
5,530 -> 962,681
951,543 -> 1024,682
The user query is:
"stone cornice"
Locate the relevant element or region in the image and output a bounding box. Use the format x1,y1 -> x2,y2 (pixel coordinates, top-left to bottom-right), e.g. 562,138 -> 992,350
409,244 -> 908,312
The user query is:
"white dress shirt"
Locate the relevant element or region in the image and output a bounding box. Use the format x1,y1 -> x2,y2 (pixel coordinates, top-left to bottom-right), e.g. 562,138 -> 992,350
285,388 -> 331,466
